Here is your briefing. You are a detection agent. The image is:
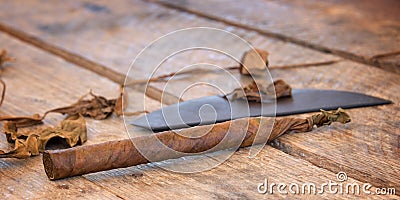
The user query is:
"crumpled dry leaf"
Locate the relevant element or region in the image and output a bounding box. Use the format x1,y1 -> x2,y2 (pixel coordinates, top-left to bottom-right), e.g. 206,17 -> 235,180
239,48 -> 269,76
266,79 -> 292,98
229,81 -> 263,102
0,134 -> 39,159
0,114 -> 86,159
0,114 -> 44,128
267,108 -> 351,141
46,86 -> 129,119
0,49 -> 16,67
0,87 -> 128,127
46,91 -> 117,120
311,108 -> 351,127
226,79 -> 292,102
37,114 -> 87,151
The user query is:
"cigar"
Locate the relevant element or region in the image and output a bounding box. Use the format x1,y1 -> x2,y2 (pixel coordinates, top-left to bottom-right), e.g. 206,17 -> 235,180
43,118 -> 266,180
43,109 -> 349,180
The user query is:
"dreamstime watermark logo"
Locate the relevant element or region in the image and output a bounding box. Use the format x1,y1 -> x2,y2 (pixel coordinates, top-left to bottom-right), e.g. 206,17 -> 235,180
257,172 -> 396,196
123,27 -> 276,173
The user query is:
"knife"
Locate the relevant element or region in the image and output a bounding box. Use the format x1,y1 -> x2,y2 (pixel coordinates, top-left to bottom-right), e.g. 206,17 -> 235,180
131,89 -> 391,131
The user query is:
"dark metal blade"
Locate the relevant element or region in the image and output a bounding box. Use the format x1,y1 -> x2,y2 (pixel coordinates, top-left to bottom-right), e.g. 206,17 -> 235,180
131,89 -> 391,131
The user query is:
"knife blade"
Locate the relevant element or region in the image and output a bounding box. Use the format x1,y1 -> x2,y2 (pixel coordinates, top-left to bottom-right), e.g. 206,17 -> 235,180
131,89 -> 391,131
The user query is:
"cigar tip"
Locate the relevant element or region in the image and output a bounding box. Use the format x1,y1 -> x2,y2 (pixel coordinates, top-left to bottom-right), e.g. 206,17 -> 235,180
42,151 -> 55,180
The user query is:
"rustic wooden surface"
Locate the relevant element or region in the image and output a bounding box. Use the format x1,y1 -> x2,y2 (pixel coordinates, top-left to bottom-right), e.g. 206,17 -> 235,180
0,0 -> 399,199
154,0 -> 400,73
0,32 -> 158,199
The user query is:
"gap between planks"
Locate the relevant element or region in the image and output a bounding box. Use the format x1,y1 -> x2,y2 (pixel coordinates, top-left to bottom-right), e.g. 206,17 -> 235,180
148,0 -> 400,74
0,22 -> 182,105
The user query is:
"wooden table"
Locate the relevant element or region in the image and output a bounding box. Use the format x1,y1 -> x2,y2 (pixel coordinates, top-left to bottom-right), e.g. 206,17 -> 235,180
0,0 -> 399,199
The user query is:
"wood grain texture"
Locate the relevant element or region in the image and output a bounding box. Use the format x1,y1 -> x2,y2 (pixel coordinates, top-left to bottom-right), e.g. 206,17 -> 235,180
153,0 -> 400,73
0,0 -> 338,102
0,32 -> 160,199
1,157 -> 120,199
0,22 -> 181,105
267,60 -> 400,191
84,146 -> 386,199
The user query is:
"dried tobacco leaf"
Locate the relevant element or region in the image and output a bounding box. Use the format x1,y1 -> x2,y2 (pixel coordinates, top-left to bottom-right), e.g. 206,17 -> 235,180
0,49 -> 15,67
267,108 -> 351,140
0,87 -> 131,129
45,87 -> 130,119
45,91 -> 116,120
311,108 -> 351,127
228,81 -> 263,102
37,114 -> 87,151
239,48 -> 269,76
4,121 -> 26,142
0,114 -> 86,159
0,114 -> 44,128
266,79 -> 292,98
226,79 -> 292,102
0,134 -> 40,159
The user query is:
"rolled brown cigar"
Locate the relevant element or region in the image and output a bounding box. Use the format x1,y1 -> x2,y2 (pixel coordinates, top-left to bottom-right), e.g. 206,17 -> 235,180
43,109 -> 350,180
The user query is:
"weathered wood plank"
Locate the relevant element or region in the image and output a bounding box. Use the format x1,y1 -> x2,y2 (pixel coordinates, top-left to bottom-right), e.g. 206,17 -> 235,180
0,31 -> 162,199
84,146 -> 388,199
0,0 -> 337,81
1,157 -> 120,199
0,22 -> 181,105
153,0 -> 400,73
0,0 -> 339,103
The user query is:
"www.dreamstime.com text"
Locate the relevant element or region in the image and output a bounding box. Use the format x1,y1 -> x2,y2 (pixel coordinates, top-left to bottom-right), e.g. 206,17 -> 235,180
257,172 -> 395,196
